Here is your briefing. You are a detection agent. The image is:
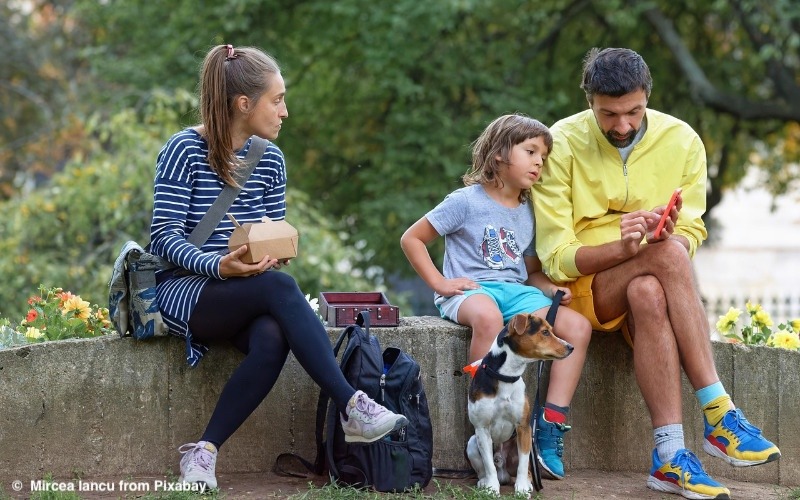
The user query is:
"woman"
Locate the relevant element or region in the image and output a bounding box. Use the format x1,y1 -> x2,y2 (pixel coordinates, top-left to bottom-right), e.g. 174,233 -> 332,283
150,44 -> 407,489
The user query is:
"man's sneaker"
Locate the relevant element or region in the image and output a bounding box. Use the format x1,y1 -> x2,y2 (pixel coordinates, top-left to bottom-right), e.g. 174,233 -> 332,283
535,409 -> 570,479
647,448 -> 730,499
341,390 -> 408,444
703,408 -> 781,466
178,441 -> 217,490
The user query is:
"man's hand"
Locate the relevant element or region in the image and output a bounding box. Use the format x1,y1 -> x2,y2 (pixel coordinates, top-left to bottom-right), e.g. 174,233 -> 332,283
433,277 -> 480,297
647,194 -> 683,243
219,245 -> 278,278
620,210 -> 658,256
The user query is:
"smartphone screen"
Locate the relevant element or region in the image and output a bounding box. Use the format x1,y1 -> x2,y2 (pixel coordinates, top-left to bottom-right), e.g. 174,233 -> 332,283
654,188 -> 682,238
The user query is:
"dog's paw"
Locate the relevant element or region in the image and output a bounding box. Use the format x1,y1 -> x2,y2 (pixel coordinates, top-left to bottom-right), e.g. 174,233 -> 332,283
477,478 -> 501,495
514,479 -> 533,499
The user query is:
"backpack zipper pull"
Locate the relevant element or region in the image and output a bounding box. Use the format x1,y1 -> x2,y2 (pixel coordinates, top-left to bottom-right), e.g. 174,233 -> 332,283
380,374 -> 386,402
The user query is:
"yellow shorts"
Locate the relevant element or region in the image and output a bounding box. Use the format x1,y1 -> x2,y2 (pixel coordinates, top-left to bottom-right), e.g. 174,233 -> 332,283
564,274 -> 634,347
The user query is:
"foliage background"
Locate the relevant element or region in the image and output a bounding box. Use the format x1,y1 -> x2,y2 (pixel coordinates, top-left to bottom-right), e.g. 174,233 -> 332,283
1,0 -> 798,320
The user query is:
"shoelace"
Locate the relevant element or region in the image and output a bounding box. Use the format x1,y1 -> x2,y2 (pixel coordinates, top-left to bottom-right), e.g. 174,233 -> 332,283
179,443 -> 214,472
670,450 -> 706,490
486,233 -> 503,255
355,394 -> 386,418
552,423 -> 570,457
723,409 -> 761,438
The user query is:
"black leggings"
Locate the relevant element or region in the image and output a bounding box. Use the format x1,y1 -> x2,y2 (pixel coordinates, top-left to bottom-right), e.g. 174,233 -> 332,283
188,271 -> 355,448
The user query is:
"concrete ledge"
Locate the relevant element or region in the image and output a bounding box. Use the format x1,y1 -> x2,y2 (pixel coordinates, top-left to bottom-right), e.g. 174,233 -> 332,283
0,316 -> 797,486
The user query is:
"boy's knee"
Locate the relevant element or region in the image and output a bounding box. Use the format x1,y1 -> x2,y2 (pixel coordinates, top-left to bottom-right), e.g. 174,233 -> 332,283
470,312 -> 505,338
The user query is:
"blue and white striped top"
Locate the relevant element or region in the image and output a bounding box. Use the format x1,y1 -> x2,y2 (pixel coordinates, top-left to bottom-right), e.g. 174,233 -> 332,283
150,128 -> 287,366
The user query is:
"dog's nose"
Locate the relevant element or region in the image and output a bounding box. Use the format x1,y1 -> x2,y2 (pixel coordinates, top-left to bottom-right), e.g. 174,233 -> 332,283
565,343 -> 574,354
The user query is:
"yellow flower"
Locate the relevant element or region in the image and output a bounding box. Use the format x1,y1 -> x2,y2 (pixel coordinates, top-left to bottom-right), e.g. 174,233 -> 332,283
791,319 -> 800,334
767,330 -> 800,351
715,307 -> 741,334
745,301 -> 761,314
25,327 -> 43,339
753,310 -> 773,328
62,295 -> 91,321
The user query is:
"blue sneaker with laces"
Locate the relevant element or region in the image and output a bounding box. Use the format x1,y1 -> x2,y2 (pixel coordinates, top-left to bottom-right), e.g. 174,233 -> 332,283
647,448 -> 730,499
535,409 -> 570,479
703,408 -> 781,466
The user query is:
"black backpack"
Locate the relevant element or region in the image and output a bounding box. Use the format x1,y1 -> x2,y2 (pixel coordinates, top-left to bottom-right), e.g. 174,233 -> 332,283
274,311 -> 433,492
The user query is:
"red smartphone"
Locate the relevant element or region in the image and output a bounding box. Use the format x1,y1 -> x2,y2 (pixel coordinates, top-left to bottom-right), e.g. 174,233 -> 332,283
654,188 -> 682,239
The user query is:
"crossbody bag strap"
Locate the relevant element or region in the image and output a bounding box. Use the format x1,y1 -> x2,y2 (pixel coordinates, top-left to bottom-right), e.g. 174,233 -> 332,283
186,136 -> 269,247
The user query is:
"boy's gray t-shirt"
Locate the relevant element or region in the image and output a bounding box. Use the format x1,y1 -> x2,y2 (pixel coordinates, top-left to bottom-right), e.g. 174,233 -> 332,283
426,184 -> 535,300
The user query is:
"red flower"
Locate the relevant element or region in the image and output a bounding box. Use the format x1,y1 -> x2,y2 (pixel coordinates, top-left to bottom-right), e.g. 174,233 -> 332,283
27,295 -> 42,305
26,309 -> 38,322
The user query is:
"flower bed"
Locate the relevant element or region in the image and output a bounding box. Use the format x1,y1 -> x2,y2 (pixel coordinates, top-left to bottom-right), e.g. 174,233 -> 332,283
0,285 -> 113,349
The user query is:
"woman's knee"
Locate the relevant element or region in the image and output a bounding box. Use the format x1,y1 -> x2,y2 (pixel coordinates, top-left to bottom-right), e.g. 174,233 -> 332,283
256,270 -> 299,290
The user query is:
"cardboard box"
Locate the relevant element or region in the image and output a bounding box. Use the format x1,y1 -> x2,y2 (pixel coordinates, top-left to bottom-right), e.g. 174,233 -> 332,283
228,216 -> 299,264
319,292 -> 400,327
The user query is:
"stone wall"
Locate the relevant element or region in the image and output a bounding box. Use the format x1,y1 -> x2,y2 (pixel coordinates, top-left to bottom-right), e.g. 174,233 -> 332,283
0,316 -> 797,486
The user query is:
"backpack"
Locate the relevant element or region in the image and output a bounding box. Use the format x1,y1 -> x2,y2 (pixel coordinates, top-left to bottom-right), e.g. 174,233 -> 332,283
274,311 -> 433,492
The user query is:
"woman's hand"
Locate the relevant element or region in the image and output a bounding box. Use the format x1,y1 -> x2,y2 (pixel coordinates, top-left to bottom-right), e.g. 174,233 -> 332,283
219,245 -> 278,278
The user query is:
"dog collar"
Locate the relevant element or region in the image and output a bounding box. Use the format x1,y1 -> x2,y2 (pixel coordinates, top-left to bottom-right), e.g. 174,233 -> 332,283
478,363 -> 520,383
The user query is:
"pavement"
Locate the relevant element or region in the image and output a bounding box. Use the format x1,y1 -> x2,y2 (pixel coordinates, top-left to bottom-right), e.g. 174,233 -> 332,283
7,469 -> 791,499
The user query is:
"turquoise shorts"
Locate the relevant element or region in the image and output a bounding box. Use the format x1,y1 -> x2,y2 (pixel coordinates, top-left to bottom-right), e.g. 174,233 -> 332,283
435,281 -> 552,323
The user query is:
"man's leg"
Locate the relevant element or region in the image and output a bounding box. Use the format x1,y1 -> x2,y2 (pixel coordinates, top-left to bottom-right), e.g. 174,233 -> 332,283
592,239 -> 779,472
591,240 -> 719,403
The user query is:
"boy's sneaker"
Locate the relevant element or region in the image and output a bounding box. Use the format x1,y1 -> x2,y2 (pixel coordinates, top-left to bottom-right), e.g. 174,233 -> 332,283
341,390 -> 408,443
535,409 -> 570,479
703,408 -> 781,466
647,448 -> 730,499
178,441 -> 218,490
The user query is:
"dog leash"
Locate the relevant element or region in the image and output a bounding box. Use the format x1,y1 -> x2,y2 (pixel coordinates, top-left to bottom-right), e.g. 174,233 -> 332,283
530,289 -> 565,492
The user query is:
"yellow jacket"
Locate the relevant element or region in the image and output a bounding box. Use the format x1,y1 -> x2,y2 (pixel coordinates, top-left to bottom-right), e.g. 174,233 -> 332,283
533,108 -> 708,282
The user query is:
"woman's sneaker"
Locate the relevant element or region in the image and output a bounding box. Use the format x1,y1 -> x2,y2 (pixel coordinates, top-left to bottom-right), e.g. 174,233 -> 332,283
341,390 -> 408,443
647,448 -> 730,499
178,441 -> 218,490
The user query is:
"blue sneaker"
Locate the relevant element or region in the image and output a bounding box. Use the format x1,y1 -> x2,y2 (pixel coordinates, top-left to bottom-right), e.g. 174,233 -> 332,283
535,409 -> 570,479
647,448 -> 730,499
703,408 -> 781,466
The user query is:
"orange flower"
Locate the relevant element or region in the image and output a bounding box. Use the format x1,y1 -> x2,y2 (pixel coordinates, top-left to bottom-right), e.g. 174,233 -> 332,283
57,291 -> 75,307
26,309 -> 38,322
27,295 -> 42,305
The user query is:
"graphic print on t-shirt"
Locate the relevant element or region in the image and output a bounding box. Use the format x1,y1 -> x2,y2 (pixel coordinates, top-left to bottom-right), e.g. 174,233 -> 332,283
480,225 -> 521,269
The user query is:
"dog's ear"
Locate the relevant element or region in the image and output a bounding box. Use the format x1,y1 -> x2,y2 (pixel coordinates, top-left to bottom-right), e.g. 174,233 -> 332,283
507,314 -> 529,335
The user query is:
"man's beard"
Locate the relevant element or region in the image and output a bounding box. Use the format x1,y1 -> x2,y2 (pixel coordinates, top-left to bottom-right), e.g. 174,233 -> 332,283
605,129 -> 637,148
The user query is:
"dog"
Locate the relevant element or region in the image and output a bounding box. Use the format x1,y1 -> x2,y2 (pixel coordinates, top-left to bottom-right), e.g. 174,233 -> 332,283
465,313 -> 573,497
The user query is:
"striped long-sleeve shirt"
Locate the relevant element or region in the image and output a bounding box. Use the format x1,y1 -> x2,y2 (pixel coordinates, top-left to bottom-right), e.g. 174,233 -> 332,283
150,128 -> 287,366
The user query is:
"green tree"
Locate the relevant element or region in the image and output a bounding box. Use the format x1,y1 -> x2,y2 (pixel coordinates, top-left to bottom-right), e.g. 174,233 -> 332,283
4,0 -> 799,283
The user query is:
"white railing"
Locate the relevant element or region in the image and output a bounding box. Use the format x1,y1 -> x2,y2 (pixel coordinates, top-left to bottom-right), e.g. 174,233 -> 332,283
703,292 -> 800,332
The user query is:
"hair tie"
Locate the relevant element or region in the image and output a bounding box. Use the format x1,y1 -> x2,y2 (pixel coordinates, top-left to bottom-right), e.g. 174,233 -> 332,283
225,44 -> 237,61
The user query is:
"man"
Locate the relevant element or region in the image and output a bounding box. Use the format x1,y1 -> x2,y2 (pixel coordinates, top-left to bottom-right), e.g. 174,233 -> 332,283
533,47 -> 780,499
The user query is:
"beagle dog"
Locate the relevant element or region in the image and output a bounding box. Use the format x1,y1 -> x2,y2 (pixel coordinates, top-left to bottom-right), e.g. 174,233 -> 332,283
465,313 -> 573,497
